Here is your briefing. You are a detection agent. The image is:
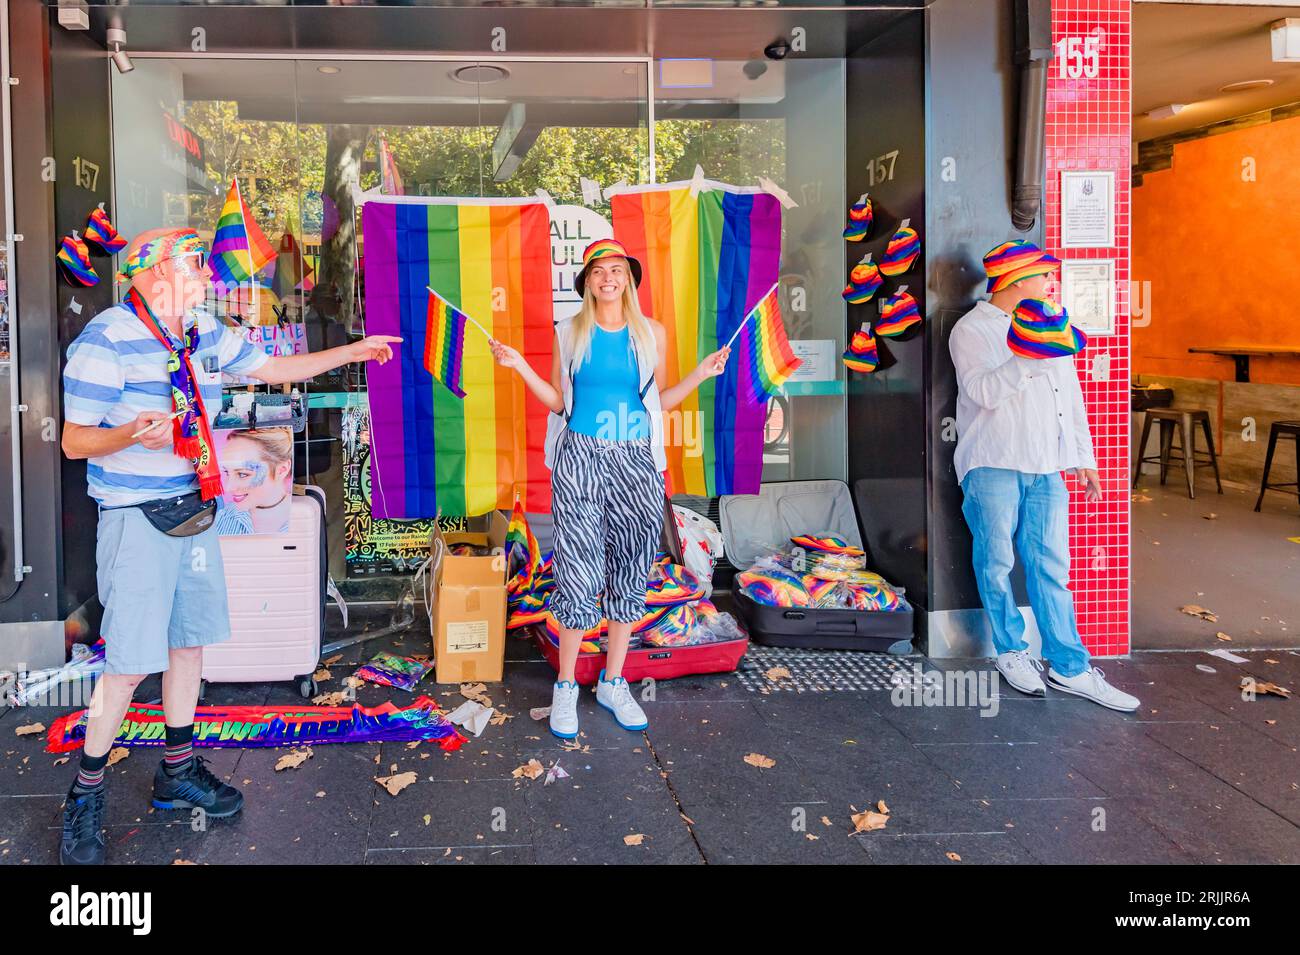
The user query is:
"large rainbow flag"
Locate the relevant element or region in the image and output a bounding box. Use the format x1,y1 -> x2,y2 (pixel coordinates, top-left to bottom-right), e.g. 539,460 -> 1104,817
611,182 -> 783,497
210,177 -> 276,296
362,196 -> 553,518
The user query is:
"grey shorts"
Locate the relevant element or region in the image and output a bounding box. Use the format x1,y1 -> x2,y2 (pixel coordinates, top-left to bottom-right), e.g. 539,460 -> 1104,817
96,505 -> 232,675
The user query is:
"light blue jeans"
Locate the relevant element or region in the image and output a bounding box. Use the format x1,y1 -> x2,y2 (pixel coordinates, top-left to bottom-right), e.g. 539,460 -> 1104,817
959,467 -> 1090,677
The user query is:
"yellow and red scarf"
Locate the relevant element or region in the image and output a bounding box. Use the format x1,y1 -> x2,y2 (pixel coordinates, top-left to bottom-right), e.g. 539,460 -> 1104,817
123,287 -> 223,500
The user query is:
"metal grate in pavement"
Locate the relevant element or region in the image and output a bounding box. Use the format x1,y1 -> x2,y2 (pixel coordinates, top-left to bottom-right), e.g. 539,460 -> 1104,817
736,645 -> 920,693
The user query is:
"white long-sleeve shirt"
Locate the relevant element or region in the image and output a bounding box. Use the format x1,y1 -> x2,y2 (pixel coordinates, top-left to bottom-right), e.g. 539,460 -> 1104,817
949,300 -> 1097,483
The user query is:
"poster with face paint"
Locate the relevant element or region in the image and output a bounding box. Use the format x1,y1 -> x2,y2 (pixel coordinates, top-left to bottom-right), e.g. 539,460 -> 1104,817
212,427 -> 295,536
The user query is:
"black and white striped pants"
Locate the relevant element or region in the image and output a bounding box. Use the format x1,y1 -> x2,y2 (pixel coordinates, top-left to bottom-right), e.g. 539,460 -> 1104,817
550,429 -> 665,631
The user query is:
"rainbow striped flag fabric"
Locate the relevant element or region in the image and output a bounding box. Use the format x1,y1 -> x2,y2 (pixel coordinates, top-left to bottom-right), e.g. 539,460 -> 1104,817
734,284 -> 801,401
611,181 -> 783,497
363,196 -> 553,518
423,287 -> 472,399
210,178 -> 276,296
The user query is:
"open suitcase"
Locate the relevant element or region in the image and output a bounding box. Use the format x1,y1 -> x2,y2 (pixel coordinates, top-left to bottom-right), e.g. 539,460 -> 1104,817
532,496 -> 749,686
201,485 -> 327,698
720,480 -> 914,652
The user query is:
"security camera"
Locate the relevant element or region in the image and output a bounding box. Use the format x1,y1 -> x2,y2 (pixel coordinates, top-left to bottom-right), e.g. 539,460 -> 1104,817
107,27 -> 133,74
764,40 -> 790,61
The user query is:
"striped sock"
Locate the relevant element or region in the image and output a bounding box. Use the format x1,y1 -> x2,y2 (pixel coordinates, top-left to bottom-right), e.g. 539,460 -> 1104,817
162,724 -> 194,776
72,751 -> 109,795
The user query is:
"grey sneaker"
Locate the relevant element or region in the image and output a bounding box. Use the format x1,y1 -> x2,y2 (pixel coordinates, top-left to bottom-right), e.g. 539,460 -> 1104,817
595,670 -> 648,731
995,650 -> 1046,697
549,681 -> 580,739
1047,666 -> 1140,712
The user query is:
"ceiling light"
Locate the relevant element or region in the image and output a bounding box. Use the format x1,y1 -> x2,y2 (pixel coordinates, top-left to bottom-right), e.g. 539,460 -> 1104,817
106,27 -> 133,74
1271,19 -> 1300,62
1145,104 -> 1186,121
317,66 -> 341,75
1218,79 -> 1274,94
450,64 -> 510,86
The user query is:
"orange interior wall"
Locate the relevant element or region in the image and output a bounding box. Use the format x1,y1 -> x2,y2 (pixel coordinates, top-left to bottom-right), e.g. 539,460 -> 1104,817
1132,116 -> 1300,385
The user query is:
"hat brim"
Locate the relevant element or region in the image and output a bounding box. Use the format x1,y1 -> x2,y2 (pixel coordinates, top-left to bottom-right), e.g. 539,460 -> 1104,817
986,252 -> 1061,293
574,254 -> 642,298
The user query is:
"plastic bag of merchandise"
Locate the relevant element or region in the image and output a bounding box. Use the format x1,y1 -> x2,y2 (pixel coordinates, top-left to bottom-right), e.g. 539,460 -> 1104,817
735,554 -> 811,607
672,505 -> 724,597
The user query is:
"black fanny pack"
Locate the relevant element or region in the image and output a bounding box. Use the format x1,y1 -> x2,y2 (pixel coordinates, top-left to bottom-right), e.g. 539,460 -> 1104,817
131,491 -> 216,537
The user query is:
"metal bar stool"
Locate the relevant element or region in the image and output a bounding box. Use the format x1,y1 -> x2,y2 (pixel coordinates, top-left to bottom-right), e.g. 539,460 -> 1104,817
1253,420 -> 1300,512
1132,407 -> 1223,499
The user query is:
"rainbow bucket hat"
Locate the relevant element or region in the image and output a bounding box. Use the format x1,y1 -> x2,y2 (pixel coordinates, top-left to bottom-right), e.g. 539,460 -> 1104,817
983,240 -> 1061,293
1008,298 -> 1087,359
879,222 -> 920,276
842,257 -> 883,304
573,238 -> 643,297
843,193 -> 873,241
56,232 -> 97,287
875,287 -> 921,338
842,325 -> 879,373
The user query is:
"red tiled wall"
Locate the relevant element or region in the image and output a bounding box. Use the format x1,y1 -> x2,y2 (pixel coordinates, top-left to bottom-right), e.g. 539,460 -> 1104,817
1047,0 -> 1130,656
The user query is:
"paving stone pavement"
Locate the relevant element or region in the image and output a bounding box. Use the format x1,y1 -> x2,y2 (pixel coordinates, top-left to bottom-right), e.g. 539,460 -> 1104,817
2,607 -> 1297,865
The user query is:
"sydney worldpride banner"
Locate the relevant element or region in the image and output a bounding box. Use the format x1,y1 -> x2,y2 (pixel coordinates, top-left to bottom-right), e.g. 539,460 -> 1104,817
47,697 -> 466,753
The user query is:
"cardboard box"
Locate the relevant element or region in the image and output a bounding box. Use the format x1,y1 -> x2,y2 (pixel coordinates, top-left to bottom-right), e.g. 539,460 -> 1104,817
429,511 -> 508,684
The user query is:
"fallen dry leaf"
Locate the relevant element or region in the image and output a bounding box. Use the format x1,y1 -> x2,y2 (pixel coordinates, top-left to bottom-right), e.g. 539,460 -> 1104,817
489,711 -> 514,726
623,833 -> 646,846
851,809 -> 889,833
274,748 -> 313,772
806,834 -> 820,841
1202,513 -> 1218,520
342,676 -> 364,690
1216,632 -> 1233,642
312,691 -> 349,706
764,666 -> 792,682
14,723 -> 44,737
374,771 -> 418,797
529,706 -> 551,721
323,654 -> 343,666
946,851 -> 962,862
171,859 -> 197,865
460,682 -> 492,707
877,799 -> 890,814
743,752 -> 776,770
821,816 -> 834,827
1248,680 -> 1292,699
106,747 -> 129,767
512,758 -> 545,780
1179,604 -> 1218,623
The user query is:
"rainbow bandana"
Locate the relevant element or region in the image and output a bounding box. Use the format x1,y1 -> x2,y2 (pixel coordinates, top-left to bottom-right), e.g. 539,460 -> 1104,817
573,237 -> 643,297
1009,298 -> 1087,359
875,288 -> 921,338
56,233 -> 97,287
122,286 -> 224,500
983,240 -> 1060,293
117,228 -> 208,284
842,325 -> 879,373
843,194 -> 873,241
880,223 -> 921,276
842,258 -> 883,304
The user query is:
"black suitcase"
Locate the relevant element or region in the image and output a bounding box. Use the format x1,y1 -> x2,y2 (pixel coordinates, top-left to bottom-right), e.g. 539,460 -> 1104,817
719,479 -> 914,652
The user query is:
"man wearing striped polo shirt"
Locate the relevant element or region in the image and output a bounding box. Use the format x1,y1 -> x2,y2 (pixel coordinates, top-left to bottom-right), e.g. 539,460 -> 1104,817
60,226 -> 399,865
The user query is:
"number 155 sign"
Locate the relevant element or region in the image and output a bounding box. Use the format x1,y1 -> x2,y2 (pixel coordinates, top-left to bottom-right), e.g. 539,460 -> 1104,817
1055,35 -> 1102,80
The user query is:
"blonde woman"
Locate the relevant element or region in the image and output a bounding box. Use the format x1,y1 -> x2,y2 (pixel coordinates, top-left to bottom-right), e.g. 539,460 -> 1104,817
214,427 -> 294,535
491,239 -> 727,738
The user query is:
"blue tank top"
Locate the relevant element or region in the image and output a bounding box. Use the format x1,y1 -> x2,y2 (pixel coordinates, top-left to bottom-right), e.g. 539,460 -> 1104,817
568,324 -> 649,442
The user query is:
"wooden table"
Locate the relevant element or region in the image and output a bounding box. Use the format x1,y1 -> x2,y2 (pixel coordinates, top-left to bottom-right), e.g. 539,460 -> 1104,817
1188,346 -> 1300,383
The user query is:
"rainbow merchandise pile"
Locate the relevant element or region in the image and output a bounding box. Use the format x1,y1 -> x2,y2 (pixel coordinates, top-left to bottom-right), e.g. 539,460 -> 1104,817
736,534 -> 909,614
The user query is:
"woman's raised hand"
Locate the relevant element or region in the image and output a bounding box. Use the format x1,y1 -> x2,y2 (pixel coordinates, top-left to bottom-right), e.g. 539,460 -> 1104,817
490,340 -> 525,370
697,345 -> 730,380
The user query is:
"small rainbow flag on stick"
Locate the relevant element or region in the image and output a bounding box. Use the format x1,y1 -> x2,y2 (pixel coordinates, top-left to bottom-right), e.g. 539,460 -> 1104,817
211,178 -> 276,296
424,286 -> 492,399
725,283 -> 802,400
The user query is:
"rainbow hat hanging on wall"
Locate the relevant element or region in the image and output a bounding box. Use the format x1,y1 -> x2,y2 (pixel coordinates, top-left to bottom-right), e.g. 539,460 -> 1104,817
842,323 -> 879,373
56,231 -> 97,287
875,286 -> 921,338
84,203 -> 128,254
843,193 -> 873,241
1008,298 -> 1087,358
842,255 -> 883,304
880,219 -> 921,276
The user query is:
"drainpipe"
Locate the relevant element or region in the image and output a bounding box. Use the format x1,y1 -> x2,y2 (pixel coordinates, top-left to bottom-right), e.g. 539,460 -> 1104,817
1012,0 -> 1053,232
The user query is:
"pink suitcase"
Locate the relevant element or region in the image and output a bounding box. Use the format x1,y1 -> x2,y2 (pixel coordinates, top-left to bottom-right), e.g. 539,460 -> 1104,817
201,485 -> 327,698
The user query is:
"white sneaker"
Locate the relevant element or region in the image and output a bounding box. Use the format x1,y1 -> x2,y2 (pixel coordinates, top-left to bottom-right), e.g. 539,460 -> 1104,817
995,650 -> 1046,697
1047,666 -> 1140,712
549,681 -> 580,739
595,670 -> 648,731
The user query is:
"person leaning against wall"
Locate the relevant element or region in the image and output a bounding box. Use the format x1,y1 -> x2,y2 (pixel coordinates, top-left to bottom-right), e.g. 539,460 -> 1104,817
59,226 -> 400,865
949,240 -> 1139,713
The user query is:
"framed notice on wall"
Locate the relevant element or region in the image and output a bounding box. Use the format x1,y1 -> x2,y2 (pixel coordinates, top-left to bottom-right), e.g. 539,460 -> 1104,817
1060,258 -> 1115,336
1060,170 -> 1115,249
